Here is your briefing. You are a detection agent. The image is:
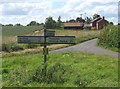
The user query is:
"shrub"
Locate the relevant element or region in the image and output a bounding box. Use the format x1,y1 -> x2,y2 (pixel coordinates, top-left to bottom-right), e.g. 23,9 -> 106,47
2,43 -> 24,52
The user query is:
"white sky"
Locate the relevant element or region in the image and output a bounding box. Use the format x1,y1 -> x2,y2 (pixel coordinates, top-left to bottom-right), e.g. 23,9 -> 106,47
0,0 -> 119,25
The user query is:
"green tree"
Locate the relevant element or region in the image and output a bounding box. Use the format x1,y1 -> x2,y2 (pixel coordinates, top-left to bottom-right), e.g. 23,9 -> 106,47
69,19 -> 76,22
45,16 -> 56,29
15,23 -> 23,26
56,16 -> 62,28
27,21 -> 40,26
5,24 -> 13,26
76,17 -> 85,23
57,16 -> 62,23
93,14 -> 100,19
85,17 -> 92,24
109,22 -> 114,25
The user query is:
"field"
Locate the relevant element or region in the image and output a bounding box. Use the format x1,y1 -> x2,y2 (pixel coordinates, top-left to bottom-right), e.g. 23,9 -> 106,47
2,26 -> 99,52
2,26 -> 43,43
2,52 -> 118,87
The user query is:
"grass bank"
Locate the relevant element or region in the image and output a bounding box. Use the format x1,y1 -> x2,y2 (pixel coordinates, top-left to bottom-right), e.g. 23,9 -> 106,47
2,52 -> 118,87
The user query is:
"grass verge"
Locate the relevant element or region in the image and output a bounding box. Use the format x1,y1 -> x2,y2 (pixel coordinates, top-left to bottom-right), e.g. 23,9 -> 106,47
2,52 -> 118,87
97,43 -> 119,53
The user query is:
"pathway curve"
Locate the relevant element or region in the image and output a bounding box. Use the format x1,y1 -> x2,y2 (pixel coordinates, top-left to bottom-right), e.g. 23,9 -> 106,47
50,38 -> 120,58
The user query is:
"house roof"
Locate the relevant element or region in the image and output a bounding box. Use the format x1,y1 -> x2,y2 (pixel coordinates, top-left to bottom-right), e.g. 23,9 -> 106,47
64,22 -> 83,27
97,18 -> 109,23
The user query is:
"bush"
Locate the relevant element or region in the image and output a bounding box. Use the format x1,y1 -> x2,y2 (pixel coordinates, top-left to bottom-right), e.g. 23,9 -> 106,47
2,43 -> 24,52
98,25 -> 119,48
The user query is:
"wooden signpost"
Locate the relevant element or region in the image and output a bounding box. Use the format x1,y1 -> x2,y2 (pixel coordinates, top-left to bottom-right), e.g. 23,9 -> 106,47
18,28 -> 75,75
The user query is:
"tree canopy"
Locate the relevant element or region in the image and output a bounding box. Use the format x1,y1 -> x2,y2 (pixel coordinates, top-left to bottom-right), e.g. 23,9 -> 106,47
45,17 -> 56,29
27,21 -> 41,26
93,14 -> 100,19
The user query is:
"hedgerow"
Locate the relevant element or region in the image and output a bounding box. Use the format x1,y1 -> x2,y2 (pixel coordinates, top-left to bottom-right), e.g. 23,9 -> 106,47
98,25 -> 119,49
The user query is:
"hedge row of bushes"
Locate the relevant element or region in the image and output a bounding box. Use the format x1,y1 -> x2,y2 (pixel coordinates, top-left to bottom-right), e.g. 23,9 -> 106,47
98,25 -> 119,48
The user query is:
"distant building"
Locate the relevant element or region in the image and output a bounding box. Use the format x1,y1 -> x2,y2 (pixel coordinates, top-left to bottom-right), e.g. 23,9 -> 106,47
91,16 -> 109,30
64,22 -> 84,29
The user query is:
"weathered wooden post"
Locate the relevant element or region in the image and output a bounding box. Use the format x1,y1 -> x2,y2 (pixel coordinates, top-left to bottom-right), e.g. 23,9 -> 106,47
43,28 -> 47,76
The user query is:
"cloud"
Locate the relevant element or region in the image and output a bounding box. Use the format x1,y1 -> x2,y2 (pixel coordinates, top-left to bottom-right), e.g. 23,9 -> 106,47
0,0 -> 119,25
2,2 -> 52,16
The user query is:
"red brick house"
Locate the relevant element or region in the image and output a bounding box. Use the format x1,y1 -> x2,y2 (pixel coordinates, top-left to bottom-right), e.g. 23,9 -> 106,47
64,22 -> 84,29
91,16 -> 109,30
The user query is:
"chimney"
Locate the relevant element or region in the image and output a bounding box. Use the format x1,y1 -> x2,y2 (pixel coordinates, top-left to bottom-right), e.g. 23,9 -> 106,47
103,16 -> 105,20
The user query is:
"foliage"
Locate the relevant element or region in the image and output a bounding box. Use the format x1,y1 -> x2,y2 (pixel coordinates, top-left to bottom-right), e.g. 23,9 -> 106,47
56,16 -> 62,28
2,52 -> 118,87
15,23 -> 23,26
45,17 -> 57,29
109,22 -> 114,25
27,21 -> 42,26
68,19 -> 76,22
2,43 -> 41,52
93,14 -> 100,19
76,17 -> 85,23
98,25 -> 119,48
2,43 -> 24,52
84,17 -> 92,24
5,24 -> 13,26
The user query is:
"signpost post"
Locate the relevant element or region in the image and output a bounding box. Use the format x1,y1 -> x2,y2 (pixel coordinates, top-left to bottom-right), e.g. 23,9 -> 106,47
17,28 -> 75,76
44,29 -> 47,76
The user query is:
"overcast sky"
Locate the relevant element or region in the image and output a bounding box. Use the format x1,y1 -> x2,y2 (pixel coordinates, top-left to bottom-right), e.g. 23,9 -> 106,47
0,0 -> 119,25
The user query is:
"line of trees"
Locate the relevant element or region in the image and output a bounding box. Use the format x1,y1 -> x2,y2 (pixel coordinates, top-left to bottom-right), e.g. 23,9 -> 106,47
0,14 -> 115,28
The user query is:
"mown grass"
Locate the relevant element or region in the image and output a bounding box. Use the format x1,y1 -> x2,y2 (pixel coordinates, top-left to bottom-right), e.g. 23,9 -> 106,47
2,52 -> 118,87
2,26 -> 43,36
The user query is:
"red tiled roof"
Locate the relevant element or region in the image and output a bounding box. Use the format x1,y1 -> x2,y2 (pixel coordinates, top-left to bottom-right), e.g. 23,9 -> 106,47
64,22 -> 83,27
